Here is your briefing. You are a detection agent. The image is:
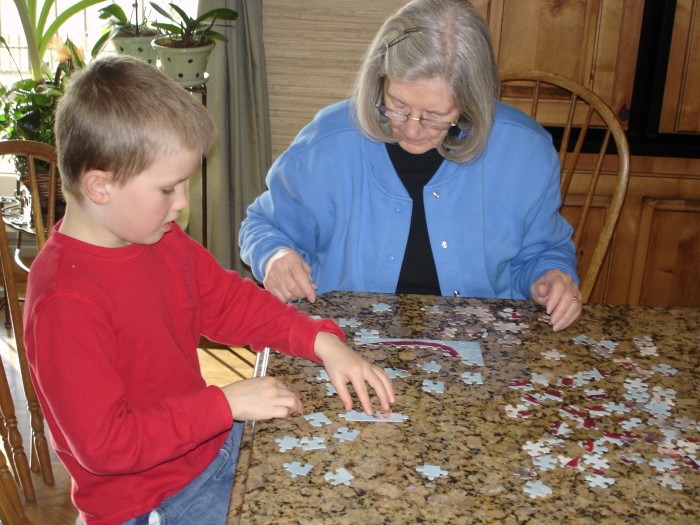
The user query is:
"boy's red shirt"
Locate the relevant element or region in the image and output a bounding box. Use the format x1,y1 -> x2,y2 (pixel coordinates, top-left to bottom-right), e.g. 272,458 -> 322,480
24,223 -> 342,525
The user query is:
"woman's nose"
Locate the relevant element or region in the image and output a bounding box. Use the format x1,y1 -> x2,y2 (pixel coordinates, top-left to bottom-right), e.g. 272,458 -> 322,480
401,117 -> 424,138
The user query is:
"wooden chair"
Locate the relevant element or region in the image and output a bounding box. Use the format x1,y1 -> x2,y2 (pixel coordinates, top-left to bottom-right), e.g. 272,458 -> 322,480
499,69 -> 630,302
0,140 -> 60,503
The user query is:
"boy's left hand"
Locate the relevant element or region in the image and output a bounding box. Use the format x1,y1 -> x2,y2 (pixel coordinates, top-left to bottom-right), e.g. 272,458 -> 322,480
314,331 -> 395,415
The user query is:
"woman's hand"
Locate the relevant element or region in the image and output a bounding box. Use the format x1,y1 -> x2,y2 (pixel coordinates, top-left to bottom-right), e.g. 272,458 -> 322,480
263,249 -> 317,303
531,268 -> 582,331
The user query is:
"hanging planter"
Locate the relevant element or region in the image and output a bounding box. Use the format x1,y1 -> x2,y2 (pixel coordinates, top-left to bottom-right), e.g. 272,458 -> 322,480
149,2 -> 237,86
113,34 -> 159,64
91,3 -> 160,64
151,38 -> 214,87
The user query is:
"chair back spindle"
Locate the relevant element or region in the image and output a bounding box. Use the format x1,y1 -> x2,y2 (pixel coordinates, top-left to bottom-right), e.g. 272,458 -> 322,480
500,70 -> 631,302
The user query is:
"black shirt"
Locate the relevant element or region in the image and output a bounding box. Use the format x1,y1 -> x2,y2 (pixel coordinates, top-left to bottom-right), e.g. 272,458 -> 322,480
386,142 -> 444,295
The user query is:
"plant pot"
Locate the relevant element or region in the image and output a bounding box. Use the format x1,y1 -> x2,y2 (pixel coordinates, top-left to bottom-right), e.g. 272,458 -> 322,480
151,39 -> 215,88
112,35 -> 159,65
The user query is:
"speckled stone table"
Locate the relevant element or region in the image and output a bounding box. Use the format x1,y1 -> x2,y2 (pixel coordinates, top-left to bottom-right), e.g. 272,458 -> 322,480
227,292 -> 699,524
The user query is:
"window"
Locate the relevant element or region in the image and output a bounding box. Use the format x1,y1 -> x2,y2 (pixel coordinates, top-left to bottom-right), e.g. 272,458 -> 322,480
0,1 -> 198,191
0,1 -> 199,82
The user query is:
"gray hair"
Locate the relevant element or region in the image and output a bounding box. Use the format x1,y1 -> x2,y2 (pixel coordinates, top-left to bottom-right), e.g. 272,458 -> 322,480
56,55 -> 215,200
352,0 -> 499,163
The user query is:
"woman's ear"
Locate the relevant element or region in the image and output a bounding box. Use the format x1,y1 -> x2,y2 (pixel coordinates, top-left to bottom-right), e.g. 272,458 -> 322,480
81,169 -> 112,205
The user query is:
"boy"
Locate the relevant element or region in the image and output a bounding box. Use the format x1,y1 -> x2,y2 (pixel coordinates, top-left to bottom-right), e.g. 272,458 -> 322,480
24,55 -> 395,525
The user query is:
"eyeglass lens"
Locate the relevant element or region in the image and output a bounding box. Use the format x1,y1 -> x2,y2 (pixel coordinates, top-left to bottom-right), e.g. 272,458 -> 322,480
376,105 -> 454,130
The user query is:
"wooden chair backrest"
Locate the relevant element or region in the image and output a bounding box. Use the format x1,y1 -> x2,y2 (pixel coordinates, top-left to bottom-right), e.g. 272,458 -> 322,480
0,140 -> 61,251
0,140 -> 57,502
499,69 -> 631,302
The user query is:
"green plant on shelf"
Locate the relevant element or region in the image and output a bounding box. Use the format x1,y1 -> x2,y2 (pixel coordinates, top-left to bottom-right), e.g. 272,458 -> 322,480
149,1 -> 237,48
91,1 -> 160,57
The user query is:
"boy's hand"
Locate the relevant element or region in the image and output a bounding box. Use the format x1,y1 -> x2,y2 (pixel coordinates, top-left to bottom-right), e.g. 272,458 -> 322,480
314,331 -> 395,415
222,376 -> 303,421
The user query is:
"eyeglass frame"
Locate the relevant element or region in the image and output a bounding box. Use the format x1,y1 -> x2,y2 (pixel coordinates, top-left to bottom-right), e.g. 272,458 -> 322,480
374,103 -> 458,131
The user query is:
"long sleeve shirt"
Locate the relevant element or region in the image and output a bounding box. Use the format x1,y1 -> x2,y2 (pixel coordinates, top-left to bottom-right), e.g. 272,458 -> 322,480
25,224 -> 342,525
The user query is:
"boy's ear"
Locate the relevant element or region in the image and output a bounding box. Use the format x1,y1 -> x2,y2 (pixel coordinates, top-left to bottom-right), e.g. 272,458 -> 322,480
81,169 -> 113,204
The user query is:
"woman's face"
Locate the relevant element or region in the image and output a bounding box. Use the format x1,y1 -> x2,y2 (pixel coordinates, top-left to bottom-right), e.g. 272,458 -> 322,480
383,76 -> 461,154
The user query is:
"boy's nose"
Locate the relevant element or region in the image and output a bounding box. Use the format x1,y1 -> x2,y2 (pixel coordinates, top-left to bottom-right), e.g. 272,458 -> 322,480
174,186 -> 189,210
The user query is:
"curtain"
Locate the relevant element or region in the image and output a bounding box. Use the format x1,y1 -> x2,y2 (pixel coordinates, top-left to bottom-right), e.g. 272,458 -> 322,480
193,0 -> 271,277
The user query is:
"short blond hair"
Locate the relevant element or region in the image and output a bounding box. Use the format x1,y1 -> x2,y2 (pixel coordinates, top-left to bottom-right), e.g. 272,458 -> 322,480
56,55 -> 215,199
352,0 -> 499,163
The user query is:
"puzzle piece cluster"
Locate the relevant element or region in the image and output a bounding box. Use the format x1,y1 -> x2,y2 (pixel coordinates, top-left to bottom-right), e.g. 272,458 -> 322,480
506,332 -> 697,497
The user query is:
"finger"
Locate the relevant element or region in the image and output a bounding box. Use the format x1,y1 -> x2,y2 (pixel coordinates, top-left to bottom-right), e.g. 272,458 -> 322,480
273,392 -> 304,417
350,379 -> 374,416
332,380 -> 355,412
531,279 -> 550,305
366,367 -> 395,411
551,292 -> 581,331
290,267 -> 317,303
545,283 -> 567,315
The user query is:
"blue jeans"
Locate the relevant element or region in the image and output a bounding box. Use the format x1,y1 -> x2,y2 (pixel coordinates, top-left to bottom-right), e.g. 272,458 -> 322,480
121,422 -> 244,525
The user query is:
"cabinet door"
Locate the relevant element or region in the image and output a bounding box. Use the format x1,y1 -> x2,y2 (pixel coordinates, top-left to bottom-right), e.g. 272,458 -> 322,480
606,157 -> 700,307
486,0 -> 643,129
659,0 -> 700,133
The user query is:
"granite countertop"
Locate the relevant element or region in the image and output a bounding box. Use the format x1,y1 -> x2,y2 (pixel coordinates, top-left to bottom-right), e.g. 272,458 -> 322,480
228,292 -> 699,524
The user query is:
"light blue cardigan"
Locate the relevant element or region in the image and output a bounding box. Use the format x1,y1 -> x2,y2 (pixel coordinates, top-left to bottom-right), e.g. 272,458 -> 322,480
239,99 -> 578,299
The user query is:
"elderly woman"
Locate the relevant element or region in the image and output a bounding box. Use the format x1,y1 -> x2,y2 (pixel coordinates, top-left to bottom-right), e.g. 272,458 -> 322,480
240,0 -> 582,331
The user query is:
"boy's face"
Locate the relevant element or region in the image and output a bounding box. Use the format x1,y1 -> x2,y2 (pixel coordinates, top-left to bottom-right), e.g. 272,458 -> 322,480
103,147 -> 201,246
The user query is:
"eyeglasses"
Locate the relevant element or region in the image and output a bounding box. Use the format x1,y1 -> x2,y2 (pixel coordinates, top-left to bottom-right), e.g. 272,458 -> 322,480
375,104 -> 457,131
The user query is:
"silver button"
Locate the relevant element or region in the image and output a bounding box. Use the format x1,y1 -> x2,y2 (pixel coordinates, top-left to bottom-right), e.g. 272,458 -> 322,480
433,191 -> 440,198
441,241 -> 448,248
453,290 -> 460,297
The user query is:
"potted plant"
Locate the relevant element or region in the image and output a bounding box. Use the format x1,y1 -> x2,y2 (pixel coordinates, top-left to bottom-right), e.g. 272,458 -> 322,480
91,2 -> 160,64
0,37 -> 83,216
1,37 -> 85,145
149,2 -> 237,87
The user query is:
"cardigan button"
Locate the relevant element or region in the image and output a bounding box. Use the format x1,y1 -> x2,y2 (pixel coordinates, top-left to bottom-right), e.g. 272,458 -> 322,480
441,241 -> 448,248
453,290 -> 460,297
386,256 -> 395,264
433,191 -> 440,198
394,204 -> 404,213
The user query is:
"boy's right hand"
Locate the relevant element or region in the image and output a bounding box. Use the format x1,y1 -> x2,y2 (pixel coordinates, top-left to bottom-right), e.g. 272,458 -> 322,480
222,376 -> 302,421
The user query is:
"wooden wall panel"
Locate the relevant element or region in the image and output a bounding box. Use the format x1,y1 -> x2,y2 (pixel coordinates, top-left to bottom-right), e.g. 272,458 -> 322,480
489,0 -> 643,128
607,156 -> 700,307
629,200 -> 700,306
556,155 -> 700,307
660,0 -> 700,133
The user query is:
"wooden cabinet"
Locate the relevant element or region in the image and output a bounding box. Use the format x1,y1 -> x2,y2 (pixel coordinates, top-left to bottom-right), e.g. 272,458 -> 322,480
568,156 -> 700,307
483,0 -> 644,130
660,0 -> 700,133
